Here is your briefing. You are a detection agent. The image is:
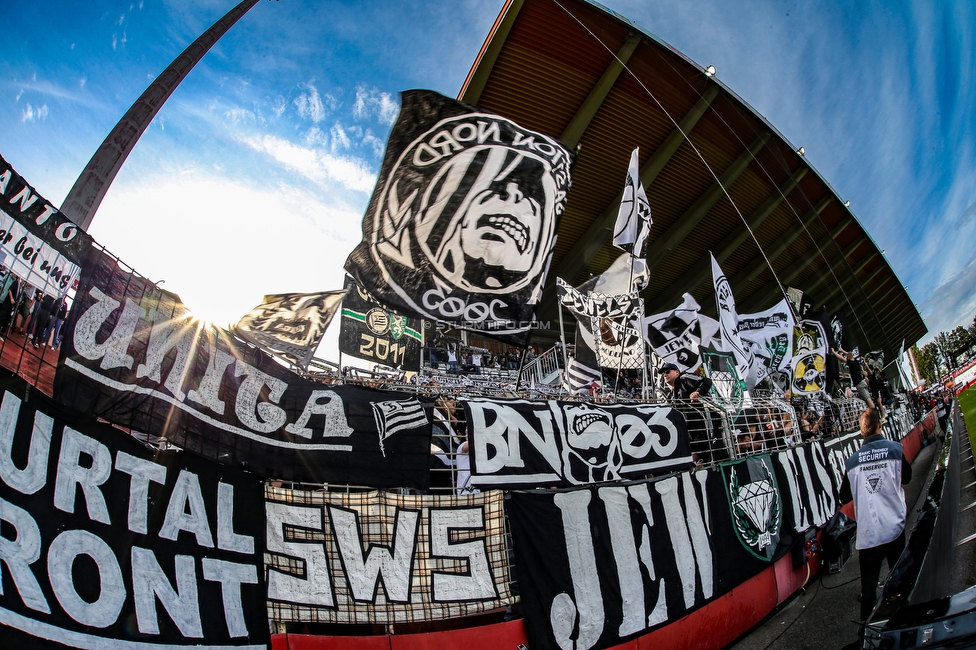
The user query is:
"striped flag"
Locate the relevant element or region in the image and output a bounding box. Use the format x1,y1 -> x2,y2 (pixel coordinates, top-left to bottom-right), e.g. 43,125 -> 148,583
564,328 -> 602,394
372,398 -> 429,457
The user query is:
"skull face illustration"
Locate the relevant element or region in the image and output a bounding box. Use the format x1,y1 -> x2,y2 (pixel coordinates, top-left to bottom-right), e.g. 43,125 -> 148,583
415,146 -> 557,293
562,403 -> 623,484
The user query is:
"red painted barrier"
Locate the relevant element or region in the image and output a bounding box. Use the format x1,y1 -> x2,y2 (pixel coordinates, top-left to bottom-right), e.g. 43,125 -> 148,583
389,620 -> 528,650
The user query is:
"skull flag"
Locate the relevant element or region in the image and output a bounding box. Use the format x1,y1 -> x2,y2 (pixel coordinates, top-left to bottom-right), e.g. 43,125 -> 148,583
344,90 -> 574,346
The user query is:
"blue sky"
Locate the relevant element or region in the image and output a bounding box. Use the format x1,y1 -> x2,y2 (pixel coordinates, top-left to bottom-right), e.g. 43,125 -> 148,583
1,0 -> 973,356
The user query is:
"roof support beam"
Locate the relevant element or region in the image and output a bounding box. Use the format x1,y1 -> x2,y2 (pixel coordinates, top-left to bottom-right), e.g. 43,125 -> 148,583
642,131 -> 772,277
824,263 -> 891,315
739,216 -> 853,312
536,85 -> 720,321
807,243 -> 877,304
800,238 -> 866,299
647,166 -> 808,312
725,196 -> 832,296
559,32 -> 642,149
458,0 -> 525,106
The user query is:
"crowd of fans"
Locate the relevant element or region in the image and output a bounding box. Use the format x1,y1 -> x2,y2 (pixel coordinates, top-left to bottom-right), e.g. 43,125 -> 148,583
0,265 -> 70,350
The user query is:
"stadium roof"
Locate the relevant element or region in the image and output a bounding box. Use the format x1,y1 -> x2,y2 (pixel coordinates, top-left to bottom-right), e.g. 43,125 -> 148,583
458,0 -> 925,363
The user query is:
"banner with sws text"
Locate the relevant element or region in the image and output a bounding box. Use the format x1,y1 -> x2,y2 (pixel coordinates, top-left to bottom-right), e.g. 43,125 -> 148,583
339,275 -> 426,370
0,370 -> 268,649
507,469 -> 765,650
0,154 -> 91,296
463,398 -> 693,488
264,487 -> 514,625
54,247 -> 433,489
344,90 -> 574,346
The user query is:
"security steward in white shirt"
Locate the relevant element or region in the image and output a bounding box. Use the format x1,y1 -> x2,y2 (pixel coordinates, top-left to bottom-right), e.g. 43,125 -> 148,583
839,407 -> 912,622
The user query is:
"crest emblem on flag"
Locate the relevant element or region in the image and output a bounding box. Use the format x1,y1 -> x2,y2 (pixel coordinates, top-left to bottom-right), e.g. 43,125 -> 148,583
723,456 -> 782,561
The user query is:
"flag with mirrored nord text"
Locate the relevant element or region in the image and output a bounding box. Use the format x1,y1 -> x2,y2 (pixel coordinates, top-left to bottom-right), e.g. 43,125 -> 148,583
339,275 -> 426,369
738,298 -> 795,388
612,147 -> 652,258
343,90 -> 573,347
637,292 -> 704,373
710,253 -> 752,390
236,290 -> 345,369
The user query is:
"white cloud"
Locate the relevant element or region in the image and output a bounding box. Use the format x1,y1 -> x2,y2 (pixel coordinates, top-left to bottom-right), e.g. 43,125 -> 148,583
293,83 -> 334,123
362,129 -> 384,156
224,107 -> 255,125
112,34 -> 117,51
15,90 -> 22,102
90,173 -> 364,328
352,84 -> 398,125
271,95 -> 286,118
21,103 -> 48,123
116,14 -> 124,26
919,249 -> 976,343
240,133 -> 376,193
79,76 -> 86,88
330,122 -> 351,151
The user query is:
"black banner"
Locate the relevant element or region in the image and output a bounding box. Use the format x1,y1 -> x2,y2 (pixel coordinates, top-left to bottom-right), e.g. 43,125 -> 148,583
771,441 -> 838,535
0,370 -> 268,649
54,247 -> 432,488
344,90 -> 573,346
463,398 -> 693,488
507,469 -> 767,650
338,275 -> 425,369
824,429 -> 863,495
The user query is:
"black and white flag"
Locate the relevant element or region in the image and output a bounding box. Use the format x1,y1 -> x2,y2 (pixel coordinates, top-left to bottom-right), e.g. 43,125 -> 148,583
612,147 -> 652,258
737,299 -> 794,388
557,276 -> 645,371
339,275 -> 426,369
55,248 -> 434,489
344,90 -> 573,346
236,290 -> 344,369
638,292 -> 704,373
372,397 -> 429,455
711,253 -> 752,391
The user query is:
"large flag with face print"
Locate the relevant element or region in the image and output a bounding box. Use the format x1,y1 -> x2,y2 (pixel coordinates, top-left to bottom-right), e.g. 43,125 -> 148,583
612,147 -> 652,257
344,90 -> 574,346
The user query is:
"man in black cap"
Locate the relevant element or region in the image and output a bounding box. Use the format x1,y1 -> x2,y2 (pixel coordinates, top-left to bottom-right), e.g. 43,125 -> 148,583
660,362 -> 712,402
660,362 -> 717,464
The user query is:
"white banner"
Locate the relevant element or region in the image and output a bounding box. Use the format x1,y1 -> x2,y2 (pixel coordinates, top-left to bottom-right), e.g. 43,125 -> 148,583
0,209 -> 79,295
738,298 -> 795,387
710,253 -> 752,391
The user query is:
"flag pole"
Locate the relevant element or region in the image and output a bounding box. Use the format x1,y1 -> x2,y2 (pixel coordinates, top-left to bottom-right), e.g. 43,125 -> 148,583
557,300 -> 569,380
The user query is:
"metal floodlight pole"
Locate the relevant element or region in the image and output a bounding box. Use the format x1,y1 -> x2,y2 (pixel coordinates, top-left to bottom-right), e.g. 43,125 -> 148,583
60,0 -> 261,231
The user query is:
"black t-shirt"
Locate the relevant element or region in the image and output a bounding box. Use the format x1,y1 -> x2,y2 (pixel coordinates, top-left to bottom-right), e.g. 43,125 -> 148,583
846,358 -> 863,384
